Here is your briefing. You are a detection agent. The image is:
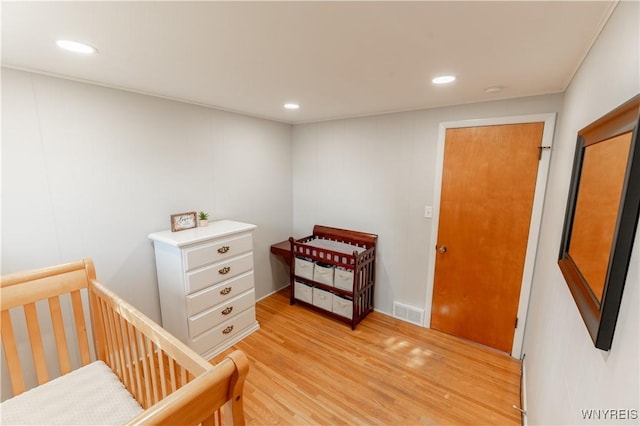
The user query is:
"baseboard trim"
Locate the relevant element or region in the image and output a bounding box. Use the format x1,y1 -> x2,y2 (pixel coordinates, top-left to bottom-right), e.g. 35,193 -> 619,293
521,355 -> 528,425
257,283 -> 290,302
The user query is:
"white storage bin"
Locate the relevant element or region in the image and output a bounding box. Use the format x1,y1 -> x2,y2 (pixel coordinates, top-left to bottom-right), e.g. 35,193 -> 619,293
294,257 -> 315,280
313,263 -> 335,286
334,267 -> 354,291
312,287 -> 333,311
294,281 -> 313,304
332,294 -> 353,319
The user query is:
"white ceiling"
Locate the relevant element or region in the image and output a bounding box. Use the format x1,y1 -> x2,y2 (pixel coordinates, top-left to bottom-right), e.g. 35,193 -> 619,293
1,1 -> 617,124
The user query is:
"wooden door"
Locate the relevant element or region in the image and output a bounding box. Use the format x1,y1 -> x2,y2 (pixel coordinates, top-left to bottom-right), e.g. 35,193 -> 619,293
431,123 -> 544,354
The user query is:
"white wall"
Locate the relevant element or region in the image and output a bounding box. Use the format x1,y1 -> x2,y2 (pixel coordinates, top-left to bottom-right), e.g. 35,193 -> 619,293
523,1 -> 639,424
293,93 -> 563,316
2,0 -> 637,419
1,68 -> 293,323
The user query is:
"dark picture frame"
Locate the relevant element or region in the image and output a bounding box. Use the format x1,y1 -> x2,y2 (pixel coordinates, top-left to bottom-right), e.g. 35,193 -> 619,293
558,94 -> 640,351
170,211 -> 197,232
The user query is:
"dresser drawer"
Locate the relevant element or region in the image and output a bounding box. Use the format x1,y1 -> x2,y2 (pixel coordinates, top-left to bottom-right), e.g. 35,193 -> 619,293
186,252 -> 253,294
188,289 -> 255,337
186,271 -> 254,316
184,233 -> 253,271
190,307 -> 256,355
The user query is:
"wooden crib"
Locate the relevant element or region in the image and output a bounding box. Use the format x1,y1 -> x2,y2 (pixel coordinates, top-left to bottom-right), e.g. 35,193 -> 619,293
0,259 -> 248,425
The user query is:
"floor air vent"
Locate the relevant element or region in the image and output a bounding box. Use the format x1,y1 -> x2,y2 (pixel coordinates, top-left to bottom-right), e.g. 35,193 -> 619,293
392,302 -> 424,326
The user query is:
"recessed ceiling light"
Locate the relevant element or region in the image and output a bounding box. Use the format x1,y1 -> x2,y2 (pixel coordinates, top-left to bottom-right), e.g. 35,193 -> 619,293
283,103 -> 300,110
56,39 -> 97,54
432,75 -> 456,85
485,86 -> 503,94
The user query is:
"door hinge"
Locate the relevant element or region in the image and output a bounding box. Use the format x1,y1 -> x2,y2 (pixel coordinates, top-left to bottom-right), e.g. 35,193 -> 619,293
538,146 -> 551,160
515,317 -> 519,329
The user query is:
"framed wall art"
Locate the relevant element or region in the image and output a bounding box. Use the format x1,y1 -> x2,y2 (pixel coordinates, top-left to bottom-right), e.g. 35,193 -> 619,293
558,94 -> 640,351
170,211 -> 197,232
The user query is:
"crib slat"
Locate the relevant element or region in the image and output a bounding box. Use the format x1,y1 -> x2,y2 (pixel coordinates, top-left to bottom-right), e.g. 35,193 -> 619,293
138,333 -> 153,408
105,300 -> 119,373
113,311 -> 127,383
180,365 -> 187,387
123,322 -> 138,401
147,338 -> 160,404
48,296 -> 71,375
113,312 -> 130,390
105,303 -> 123,379
129,325 -> 144,405
202,413 -> 216,426
98,299 -> 112,367
1,310 -> 25,395
23,302 -> 49,385
99,298 -> 117,373
88,285 -> 106,363
168,357 -> 177,393
158,350 -> 168,398
120,318 -> 135,393
70,290 -> 91,366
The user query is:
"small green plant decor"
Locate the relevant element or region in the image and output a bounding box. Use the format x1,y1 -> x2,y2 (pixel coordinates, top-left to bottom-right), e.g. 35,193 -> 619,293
198,211 -> 209,227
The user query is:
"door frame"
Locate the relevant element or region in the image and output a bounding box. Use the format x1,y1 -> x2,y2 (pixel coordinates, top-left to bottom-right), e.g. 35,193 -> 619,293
424,113 -> 556,358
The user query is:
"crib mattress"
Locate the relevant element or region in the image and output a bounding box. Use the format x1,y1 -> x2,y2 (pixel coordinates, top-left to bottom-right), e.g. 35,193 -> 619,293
1,360 -> 144,425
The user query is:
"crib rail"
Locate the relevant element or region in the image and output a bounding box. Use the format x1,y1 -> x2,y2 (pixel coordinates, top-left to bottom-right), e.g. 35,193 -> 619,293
128,350 -> 248,426
291,235 -> 375,269
90,279 -> 248,425
89,278 -> 211,407
1,259 -> 248,425
1,260 -> 95,395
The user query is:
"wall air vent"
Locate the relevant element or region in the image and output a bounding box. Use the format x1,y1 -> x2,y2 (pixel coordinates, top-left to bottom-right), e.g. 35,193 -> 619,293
392,302 -> 424,326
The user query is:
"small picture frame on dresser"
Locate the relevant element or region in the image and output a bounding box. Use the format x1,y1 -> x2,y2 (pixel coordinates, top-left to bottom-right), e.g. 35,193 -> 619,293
170,211 -> 197,232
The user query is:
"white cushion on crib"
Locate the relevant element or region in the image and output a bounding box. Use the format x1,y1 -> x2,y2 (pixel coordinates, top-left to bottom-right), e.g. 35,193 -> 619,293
1,360 -> 144,425
304,238 -> 366,255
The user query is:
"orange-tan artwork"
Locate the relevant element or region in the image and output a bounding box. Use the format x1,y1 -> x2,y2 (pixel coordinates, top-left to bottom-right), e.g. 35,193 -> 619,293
569,132 -> 632,302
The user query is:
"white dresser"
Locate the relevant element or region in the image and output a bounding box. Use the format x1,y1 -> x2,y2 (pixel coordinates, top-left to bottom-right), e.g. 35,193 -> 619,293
148,220 -> 259,360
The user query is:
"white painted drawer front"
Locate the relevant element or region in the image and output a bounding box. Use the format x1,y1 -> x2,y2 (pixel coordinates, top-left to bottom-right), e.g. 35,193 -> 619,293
313,263 -> 334,286
188,289 -> 255,337
294,257 -> 315,280
294,281 -> 313,304
312,287 -> 333,311
184,233 -> 253,271
186,253 -> 253,294
334,268 -> 354,291
333,294 -> 353,319
190,307 -> 256,355
186,271 -> 254,316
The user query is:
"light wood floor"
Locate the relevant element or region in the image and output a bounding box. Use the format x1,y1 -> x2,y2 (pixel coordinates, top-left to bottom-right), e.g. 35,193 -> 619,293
214,289 -> 522,425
